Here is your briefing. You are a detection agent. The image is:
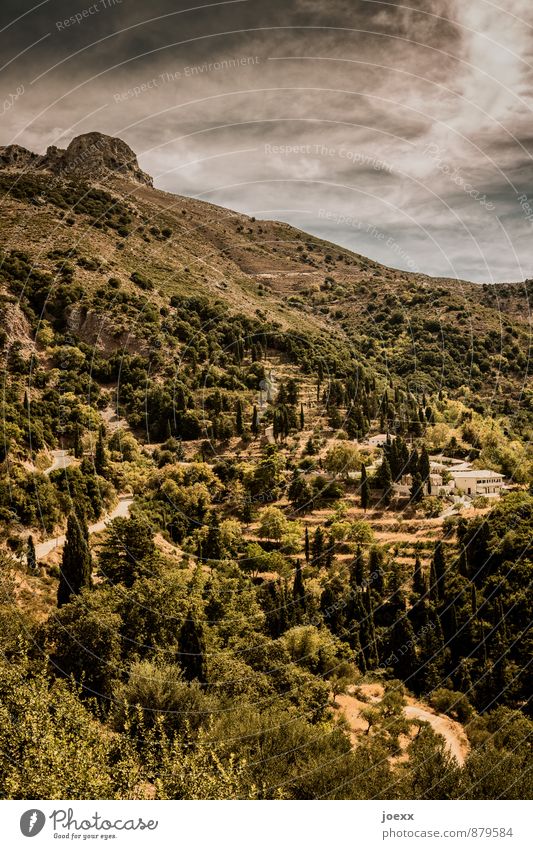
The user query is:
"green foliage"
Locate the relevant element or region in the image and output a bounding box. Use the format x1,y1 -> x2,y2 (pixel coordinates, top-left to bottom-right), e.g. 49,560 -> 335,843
58,512 -> 92,606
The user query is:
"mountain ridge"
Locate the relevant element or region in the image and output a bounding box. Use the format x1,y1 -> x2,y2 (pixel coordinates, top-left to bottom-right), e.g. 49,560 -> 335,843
0,131 -> 152,187
0,132 -> 530,405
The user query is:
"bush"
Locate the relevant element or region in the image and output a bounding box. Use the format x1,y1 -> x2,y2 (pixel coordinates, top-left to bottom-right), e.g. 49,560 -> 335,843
428,688 -> 474,723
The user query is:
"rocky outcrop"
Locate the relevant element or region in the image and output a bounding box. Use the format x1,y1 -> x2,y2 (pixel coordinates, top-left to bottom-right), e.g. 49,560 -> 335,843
0,132 -> 153,187
0,145 -> 39,170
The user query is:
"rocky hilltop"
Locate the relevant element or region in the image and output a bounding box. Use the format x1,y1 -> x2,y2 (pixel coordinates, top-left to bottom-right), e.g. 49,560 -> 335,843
0,131 -> 153,187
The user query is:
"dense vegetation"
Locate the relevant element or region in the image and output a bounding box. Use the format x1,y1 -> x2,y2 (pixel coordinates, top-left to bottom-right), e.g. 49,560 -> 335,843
0,162 -> 531,800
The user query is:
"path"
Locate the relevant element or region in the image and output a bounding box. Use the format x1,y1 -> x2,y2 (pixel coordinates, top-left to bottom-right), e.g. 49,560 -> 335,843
336,685 -> 469,766
439,495 -> 471,519
43,449 -> 75,476
34,495 -> 133,559
404,702 -> 469,766
101,404 -> 129,433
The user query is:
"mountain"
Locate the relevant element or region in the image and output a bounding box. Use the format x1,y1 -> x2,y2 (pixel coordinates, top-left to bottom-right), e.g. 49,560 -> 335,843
0,131 -> 531,417
0,132 -> 152,186
0,133 -> 531,801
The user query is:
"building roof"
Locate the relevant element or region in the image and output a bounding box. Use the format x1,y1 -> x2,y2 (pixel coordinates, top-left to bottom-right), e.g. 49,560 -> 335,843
451,469 -> 503,479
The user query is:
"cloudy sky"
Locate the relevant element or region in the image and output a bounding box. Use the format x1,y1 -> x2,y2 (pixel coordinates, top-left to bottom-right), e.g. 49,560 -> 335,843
1,0 -> 533,282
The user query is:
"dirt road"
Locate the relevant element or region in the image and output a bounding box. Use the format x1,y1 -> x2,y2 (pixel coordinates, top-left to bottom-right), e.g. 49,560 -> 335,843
404,702 -> 469,765
336,685 -> 469,766
43,449 -> 74,475
34,495 -> 133,559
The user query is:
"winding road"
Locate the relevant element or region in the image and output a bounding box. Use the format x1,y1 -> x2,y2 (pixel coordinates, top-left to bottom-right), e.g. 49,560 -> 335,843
337,687 -> 469,766
404,702 -> 469,765
34,495 -> 133,559
43,449 -> 75,476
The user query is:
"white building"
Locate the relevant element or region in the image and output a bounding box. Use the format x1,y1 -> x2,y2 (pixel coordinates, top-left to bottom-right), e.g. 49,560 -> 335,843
451,469 -> 504,497
366,433 -> 388,447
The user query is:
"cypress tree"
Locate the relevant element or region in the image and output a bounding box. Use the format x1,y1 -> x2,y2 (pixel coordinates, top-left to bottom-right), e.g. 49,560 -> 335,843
389,616 -> 418,681
304,526 -> 310,563
360,462 -> 370,511
432,541 -> 446,601
58,512 -> 92,607
350,546 -> 366,589
251,405 -> 259,438
351,622 -> 367,673
235,399 -> 243,436
312,526 -> 325,566
419,445 -> 431,494
429,557 -> 439,604
74,423 -> 83,459
368,545 -> 385,596
410,471 -> 423,503
300,403 -> 304,430
272,410 -> 279,442
293,559 -> 306,621
26,535 -> 37,571
94,424 -> 107,476
361,588 -> 379,668
179,609 -> 207,682
380,457 -> 393,506
324,533 -> 335,569
471,583 -> 478,618
204,512 -> 222,562
412,555 -> 426,597
416,603 -> 448,692
407,448 -> 419,474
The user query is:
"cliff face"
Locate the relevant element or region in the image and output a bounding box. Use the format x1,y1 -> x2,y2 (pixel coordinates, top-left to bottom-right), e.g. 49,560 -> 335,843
0,132 -> 153,187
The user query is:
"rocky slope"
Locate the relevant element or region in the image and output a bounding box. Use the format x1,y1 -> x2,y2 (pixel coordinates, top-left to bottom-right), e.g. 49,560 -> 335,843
0,132 -> 152,186
0,132 -> 530,403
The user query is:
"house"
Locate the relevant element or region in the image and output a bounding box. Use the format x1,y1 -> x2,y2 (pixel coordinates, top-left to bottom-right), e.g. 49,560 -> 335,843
451,469 -> 504,497
366,433 -> 388,448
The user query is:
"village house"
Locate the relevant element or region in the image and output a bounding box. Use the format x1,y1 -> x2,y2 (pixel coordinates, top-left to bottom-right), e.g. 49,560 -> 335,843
450,469 -> 504,497
365,433 -> 388,448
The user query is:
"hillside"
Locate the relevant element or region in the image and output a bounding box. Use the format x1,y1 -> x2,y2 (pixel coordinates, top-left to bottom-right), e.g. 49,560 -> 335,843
0,133 -> 531,402
0,132 -> 531,801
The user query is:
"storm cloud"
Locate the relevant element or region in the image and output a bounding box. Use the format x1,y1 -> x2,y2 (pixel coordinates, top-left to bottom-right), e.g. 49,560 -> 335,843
1,0 -> 533,281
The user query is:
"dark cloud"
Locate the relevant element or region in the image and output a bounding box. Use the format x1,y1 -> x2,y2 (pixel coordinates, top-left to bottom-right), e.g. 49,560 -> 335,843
1,0 -> 533,281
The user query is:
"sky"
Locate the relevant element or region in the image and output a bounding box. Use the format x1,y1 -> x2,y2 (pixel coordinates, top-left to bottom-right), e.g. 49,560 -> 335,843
1,0 -> 533,282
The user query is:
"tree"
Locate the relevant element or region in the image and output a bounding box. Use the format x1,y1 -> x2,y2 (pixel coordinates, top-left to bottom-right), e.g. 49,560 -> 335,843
410,471 -> 423,504
73,423 -> 83,459
288,473 -> 312,513
431,541 -> 446,601
98,516 -> 155,587
379,457 -> 393,506
204,512 -> 222,561
330,661 -> 356,705
388,616 -> 419,681
325,443 -> 361,479
350,546 -> 366,589
304,526 -> 310,563
179,610 -> 207,682
368,546 -> 385,595
348,519 -> 374,548
251,405 -> 259,438
419,446 -> 431,494
58,512 -> 92,607
26,535 -> 37,571
360,463 -> 370,511
235,399 -> 243,436
94,424 -> 107,476
287,378 -> 299,406
293,559 -> 306,621
312,526 -> 325,565
412,555 -> 426,597
258,506 -> 287,541
300,403 -> 305,430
